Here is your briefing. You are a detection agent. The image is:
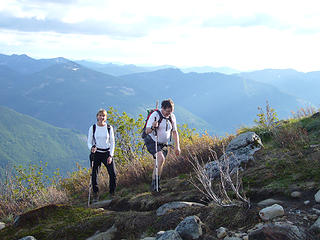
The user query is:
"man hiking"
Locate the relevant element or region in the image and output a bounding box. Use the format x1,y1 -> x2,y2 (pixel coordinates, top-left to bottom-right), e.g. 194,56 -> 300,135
144,99 -> 181,192
87,109 -> 116,202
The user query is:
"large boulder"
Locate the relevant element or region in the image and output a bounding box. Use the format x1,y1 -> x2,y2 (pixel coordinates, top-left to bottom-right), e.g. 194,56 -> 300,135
249,222 -> 307,240
156,202 -> 205,216
175,216 -> 203,240
259,204 -> 284,221
205,132 -> 263,179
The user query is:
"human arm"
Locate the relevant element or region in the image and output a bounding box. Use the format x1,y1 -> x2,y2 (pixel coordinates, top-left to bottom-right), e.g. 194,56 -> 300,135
87,125 -> 97,153
172,130 -> 181,156
108,126 -> 115,164
145,111 -> 159,134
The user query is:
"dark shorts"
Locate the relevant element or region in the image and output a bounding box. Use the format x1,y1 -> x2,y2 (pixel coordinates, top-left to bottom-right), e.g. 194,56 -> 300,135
144,135 -> 168,158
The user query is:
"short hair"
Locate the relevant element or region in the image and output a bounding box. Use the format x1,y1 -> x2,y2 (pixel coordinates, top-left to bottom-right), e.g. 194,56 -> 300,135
96,109 -> 107,118
161,99 -> 174,110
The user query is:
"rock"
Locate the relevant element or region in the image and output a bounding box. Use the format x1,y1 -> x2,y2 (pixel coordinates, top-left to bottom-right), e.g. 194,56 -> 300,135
223,237 -> 241,240
249,222 -> 307,240
312,208 -> 320,215
205,132 -> 262,179
175,216 -> 203,240
86,224 -> 117,240
310,217 -> 320,233
290,191 -> 302,198
259,204 -> 284,221
257,198 -> 283,207
141,238 -> 156,240
156,231 -> 165,238
307,214 -> 319,221
90,200 -> 112,208
156,202 -> 205,216
315,190 -> 320,203
243,236 -> 248,240
216,227 -> 228,239
155,230 -> 182,240
0,222 -> 5,230
304,200 -> 310,205
19,237 -> 37,240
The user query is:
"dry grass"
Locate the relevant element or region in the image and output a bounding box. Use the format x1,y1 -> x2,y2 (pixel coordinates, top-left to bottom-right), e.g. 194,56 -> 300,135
291,106 -> 318,119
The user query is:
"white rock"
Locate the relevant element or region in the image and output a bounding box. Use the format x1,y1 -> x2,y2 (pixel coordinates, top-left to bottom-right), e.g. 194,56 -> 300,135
291,191 -> 302,198
304,200 -> 310,205
257,199 -> 283,207
259,204 -> 284,221
156,202 -> 205,216
315,190 -> 320,203
223,237 -> 241,240
19,237 -> 37,240
141,238 -> 156,240
216,227 -> 228,239
0,222 -> 5,230
90,200 -> 112,208
243,236 -> 249,240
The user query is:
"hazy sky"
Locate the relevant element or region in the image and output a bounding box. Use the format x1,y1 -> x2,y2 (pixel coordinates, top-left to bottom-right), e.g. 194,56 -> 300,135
1,0 -> 320,71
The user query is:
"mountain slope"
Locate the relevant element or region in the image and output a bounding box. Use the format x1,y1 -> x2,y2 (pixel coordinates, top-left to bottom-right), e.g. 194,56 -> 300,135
0,106 -> 88,178
121,68 -> 303,134
237,69 -> 320,105
0,53 -> 70,74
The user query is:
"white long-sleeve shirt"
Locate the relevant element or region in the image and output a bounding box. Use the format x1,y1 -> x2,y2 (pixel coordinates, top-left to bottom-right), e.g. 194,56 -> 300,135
87,124 -> 115,156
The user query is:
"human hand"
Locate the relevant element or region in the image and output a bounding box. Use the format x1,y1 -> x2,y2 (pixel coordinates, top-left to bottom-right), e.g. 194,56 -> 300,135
152,120 -> 158,129
107,156 -> 113,164
175,147 -> 181,156
91,146 -> 97,153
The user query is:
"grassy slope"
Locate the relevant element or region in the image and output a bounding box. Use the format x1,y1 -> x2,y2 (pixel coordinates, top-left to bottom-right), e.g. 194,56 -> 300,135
0,106 -> 88,177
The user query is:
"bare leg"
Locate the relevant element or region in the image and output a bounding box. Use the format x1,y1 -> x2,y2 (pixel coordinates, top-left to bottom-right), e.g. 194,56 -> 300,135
152,151 -> 166,179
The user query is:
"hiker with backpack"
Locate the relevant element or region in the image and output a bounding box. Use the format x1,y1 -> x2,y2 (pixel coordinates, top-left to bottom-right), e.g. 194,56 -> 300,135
87,109 -> 116,202
144,99 -> 181,192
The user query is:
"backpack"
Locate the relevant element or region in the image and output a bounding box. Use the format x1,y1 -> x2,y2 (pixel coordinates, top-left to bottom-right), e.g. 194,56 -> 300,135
141,109 -> 173,139
92,123 -> 111,147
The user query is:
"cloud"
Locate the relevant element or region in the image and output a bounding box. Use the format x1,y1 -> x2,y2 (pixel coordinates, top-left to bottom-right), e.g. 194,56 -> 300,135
0,12 -> 147,38
202,14 -> 287,29
17,0 -> 77,4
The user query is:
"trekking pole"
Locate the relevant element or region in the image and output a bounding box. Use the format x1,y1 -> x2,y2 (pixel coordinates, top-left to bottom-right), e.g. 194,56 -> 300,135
154,116 -> 159,192
88,160 -> 93,207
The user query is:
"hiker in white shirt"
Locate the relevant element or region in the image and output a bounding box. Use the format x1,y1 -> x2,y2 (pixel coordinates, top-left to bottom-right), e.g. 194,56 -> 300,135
145,99 -> 181,192
87,109 -> 116,201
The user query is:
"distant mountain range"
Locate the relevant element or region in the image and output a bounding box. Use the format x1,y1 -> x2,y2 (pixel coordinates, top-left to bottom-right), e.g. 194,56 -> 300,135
75,60 -> 240,76
0,53 -> 315,135
0,105 -> 87,178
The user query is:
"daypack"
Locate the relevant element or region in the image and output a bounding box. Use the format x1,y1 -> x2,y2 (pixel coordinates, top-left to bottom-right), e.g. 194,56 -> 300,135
141,109 -> 173,139
91,123 -> 111,147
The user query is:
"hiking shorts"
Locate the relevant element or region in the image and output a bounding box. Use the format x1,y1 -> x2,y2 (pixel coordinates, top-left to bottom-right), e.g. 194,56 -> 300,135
144,135 -> 168,159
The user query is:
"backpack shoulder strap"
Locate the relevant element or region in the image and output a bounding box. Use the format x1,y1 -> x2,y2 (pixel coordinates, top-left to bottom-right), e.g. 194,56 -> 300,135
156,109 -> 164,124
92,124 -> 96,146
107,124 -> 111,141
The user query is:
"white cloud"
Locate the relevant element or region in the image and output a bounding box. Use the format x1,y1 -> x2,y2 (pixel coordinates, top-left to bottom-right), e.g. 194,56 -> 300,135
1,0 -> 320,71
